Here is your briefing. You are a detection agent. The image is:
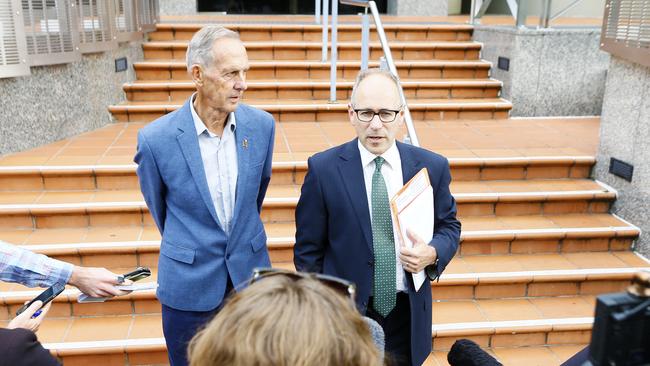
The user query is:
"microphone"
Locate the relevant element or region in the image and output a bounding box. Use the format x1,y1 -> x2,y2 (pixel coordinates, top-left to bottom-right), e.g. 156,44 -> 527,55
447,339 -> 503,366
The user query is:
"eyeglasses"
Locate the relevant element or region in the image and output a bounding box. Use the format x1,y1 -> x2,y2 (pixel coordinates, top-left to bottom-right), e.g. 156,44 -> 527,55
352,108 -> 402,123
250,268 -> 356,301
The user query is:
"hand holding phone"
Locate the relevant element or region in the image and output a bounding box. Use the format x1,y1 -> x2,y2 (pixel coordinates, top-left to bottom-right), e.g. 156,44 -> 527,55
69,266 -> 143,298
119,267 -> 151,283
77,267 -> 152,303
9,283 -> 63,331
8,301 -> 51,332
16,283 -> 65,317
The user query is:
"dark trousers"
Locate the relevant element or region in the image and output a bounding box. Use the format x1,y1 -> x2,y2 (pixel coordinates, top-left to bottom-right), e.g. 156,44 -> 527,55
367,292 -> 412,366
161,276 -> 233,366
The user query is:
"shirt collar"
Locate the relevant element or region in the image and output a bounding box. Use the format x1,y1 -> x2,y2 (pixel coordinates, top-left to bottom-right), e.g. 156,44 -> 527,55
357,139 -> 400,170
190,93 -> 237,137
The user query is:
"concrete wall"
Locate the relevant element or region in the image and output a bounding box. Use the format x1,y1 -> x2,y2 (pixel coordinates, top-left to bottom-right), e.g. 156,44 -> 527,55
474,26 -> 609,117
487,0 -> 606,17
594,57 -> 650,258
0,42 -> 143,156
160,0 -> 196,16
387,0 -> 447,16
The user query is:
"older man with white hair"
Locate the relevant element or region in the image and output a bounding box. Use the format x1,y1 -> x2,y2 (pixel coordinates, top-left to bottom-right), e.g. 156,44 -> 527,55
134,26 -> 275,366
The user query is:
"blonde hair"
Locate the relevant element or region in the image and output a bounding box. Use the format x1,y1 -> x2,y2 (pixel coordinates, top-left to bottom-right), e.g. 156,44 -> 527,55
188,274 -> 382,366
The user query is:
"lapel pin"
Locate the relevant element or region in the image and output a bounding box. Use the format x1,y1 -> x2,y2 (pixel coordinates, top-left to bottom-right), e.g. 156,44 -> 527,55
242,138 -> 248,149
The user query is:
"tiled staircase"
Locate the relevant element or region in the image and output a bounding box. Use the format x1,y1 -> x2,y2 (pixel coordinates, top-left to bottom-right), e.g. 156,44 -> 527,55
0,20 -> 648,366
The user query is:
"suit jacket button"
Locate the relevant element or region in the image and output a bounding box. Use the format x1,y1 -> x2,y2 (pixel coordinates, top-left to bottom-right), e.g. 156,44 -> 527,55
367,260 -> 374,266
362,301 -> 368,307
226,254 -> 231,260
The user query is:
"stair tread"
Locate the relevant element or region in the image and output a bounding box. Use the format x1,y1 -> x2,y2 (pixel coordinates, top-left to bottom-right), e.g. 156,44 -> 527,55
0,152 -> 595,170
112,97 -> 511,105
123,78 -> 503,88
0,179 -> 612,204
3,252 -> 647,299
0,295 -> 598,343
143,40 -> 483,48
442,251 -> 649,278
1,317 -> 588,362
134,59 -> 493,67
0,212 -> 638,248
0,118 -> 599,168
110,98 -> 512,110
432,295 -> 596,325
0,214 -> 640,260
0,288 -> 607,366
5,313 -> 164,346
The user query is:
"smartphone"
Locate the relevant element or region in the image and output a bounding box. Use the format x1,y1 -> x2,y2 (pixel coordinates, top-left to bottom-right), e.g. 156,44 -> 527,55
121,267 -> 151,283
16,282 -> 65,317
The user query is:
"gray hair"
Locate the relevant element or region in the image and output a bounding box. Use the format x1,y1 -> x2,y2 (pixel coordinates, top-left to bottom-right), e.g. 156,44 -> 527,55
350,68 -> 402,106
186,26 -> 240,72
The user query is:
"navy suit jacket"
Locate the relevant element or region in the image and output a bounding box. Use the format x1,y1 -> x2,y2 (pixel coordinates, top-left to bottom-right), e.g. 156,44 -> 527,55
135,99 -> 275,311
294,139 -> 461,365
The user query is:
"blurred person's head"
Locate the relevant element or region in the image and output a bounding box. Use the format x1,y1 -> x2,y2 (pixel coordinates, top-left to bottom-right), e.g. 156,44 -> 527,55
188,271 -> 382,366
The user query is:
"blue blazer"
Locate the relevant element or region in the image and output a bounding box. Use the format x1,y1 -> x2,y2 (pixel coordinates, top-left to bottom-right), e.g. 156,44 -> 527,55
135,99 -> 275,311
294,139 -> 461,365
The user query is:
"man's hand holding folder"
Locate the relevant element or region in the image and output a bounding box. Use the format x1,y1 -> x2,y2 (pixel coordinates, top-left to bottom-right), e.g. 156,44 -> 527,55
390,167 -> 437,291
400,229 -> 437,274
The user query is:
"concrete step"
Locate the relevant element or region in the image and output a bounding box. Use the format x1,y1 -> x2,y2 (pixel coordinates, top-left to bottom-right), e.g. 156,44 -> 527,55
0,155 -> 596,193
142,41 -> 483,61
133,60 -> 492,81
430,294 -> 599,354
0,212 -> 639,269
0,178 -> 619,230
149,23 -> 474,42
0,117 -> 599,175
2,261 -> 646,365
0,294 -> 592,365
433,251 -> 649,300
123,79 -> 503,102
108,98 -> 512,123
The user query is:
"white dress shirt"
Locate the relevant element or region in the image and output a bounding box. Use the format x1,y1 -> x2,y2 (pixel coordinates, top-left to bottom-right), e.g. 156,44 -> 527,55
190,93 -> 238,235
358,140 -> 407,292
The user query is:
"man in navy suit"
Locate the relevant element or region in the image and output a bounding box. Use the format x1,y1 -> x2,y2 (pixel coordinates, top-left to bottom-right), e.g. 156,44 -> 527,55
294,69 -> 460,366
135,26 -> 275,366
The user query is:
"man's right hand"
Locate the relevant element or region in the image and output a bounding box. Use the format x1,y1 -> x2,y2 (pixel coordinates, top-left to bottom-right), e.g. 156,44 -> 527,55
68,266 -> 132,298
8,301 -> 50,332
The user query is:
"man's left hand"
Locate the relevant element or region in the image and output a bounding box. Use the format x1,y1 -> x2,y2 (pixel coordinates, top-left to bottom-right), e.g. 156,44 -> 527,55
399,229 -> 437,273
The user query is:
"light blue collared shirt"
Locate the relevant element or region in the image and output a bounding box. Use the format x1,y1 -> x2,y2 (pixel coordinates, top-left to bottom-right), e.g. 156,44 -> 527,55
190,94 -> 239,235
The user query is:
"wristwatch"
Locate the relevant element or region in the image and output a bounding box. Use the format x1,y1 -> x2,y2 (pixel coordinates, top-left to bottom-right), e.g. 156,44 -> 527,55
425,257 -> 440,281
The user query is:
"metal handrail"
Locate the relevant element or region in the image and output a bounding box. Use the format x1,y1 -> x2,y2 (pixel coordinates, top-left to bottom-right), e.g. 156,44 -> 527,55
330,0 -> 338,103
469,0 -> 589,29
321,0 -> 329,61
326,0 -> 420,147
